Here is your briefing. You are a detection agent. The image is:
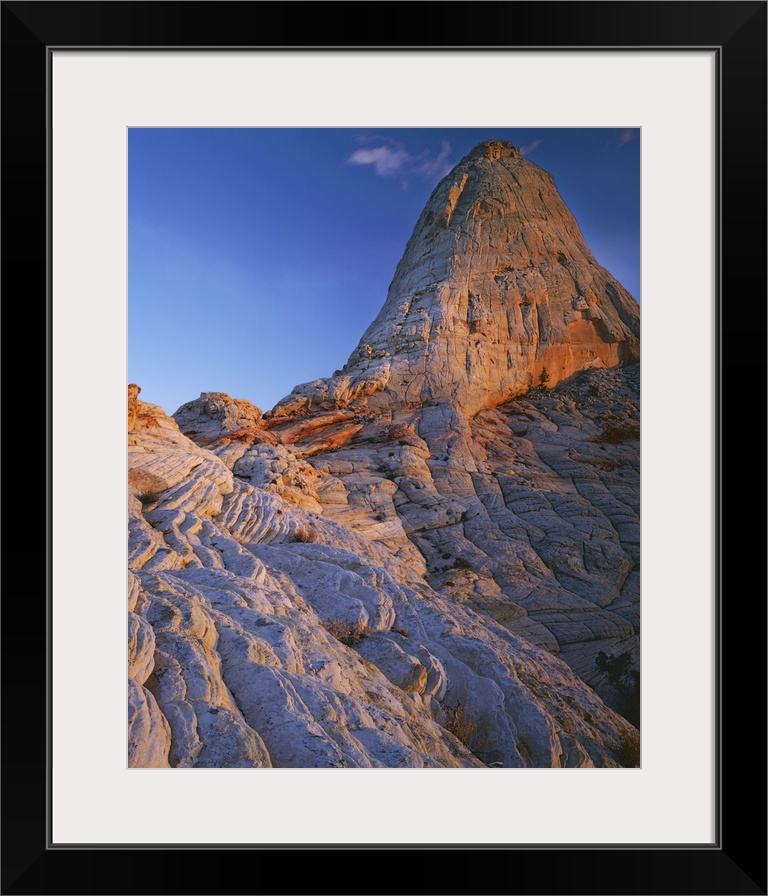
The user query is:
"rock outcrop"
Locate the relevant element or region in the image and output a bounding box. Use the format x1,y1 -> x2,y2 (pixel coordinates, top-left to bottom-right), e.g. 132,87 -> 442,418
269,140 -> 639,421
128,395 -> 637,768
128,141 -> 641,767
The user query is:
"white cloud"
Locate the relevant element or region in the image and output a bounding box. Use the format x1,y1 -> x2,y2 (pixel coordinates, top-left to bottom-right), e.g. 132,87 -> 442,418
618,128 -> 638,147
519,139 -> 543,157
416,140 -> 454,180
347,144 -> 410,177
347,138 -> 455,186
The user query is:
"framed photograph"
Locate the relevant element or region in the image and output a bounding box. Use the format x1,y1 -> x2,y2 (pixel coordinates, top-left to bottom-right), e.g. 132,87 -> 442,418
4,2 -> 765,893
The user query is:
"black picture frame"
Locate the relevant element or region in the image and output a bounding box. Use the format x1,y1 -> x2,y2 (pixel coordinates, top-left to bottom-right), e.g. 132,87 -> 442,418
3,2 -> 765,894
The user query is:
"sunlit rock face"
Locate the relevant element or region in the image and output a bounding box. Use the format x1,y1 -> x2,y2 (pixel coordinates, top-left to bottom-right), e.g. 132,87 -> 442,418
264,364 -> 640,728
128,142 -> 640,768
128,397 -> 637,768
269,140 -> 639,421
257,142 -> 640,727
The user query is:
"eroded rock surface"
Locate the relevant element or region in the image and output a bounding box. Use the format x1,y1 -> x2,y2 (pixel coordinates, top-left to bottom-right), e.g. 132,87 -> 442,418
128,375 -> 638,767
129,141 -> 640,767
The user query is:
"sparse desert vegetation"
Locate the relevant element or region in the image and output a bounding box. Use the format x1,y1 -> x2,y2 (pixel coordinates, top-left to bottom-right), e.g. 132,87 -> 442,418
616,727 -> 641,767
592,421 -> 640,444
320,619 -> 370,647
291,525 -> 319,543
443,702 -> 481,751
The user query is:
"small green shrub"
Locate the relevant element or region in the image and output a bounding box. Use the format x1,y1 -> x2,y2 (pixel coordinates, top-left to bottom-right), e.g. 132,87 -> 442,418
582,455 -> 622,471
517,735 -> 533,763
592,421 -> 640,445
616,727 -> 641,767
596,650 -> 632,685
292,526 -> 319,543
138,491 -> 160,505
452,557 -> 472,570
443,703 -> 481,750
321,619 -> 370,647
538,367 -> 551,388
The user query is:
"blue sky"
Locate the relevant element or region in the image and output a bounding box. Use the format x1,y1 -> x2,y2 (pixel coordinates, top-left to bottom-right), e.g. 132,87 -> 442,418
129,127 -> 640,416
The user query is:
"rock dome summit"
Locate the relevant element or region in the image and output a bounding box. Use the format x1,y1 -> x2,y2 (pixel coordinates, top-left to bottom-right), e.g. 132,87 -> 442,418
269,140 -> 639,421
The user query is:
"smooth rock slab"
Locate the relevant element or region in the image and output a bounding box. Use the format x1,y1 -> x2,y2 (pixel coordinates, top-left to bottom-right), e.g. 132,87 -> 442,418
128,678 -> 171,768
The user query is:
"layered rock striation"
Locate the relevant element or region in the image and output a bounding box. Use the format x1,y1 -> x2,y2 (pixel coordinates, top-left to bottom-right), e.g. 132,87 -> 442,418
129,392 -> 637,768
